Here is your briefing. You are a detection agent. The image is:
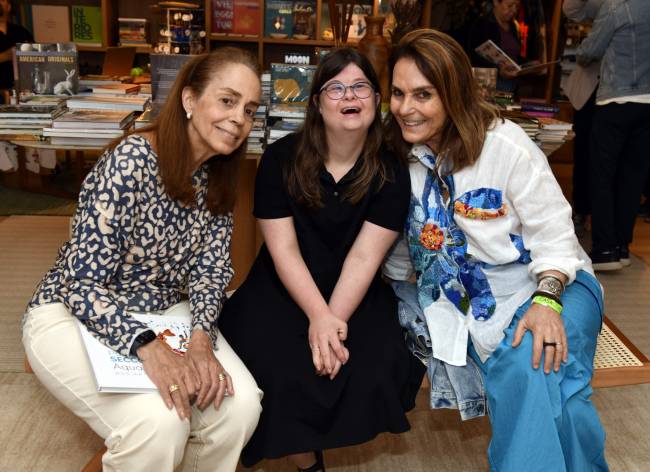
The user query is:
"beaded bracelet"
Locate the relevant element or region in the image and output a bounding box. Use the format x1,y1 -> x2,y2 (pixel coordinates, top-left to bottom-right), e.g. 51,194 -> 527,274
532,295 -> 563,315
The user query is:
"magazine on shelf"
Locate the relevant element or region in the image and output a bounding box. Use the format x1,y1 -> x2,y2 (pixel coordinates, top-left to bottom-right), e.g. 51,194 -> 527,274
79,312 -> 192,393
474,40 -> 558,76
66,95 -> 150,112
92,83 -> 141,95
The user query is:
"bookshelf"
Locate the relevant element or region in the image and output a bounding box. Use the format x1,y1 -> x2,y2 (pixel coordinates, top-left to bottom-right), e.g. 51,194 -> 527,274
17,0 -> 433,68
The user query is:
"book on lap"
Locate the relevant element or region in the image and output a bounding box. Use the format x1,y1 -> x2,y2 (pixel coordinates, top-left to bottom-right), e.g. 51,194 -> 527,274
78,312 -> 191,393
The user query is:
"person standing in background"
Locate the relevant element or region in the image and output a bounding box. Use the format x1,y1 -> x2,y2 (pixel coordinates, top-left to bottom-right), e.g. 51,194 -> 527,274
0,0 -> 32,101
577,0 -> 650,271
467,0 -> 540,93
562,0 -> 603,238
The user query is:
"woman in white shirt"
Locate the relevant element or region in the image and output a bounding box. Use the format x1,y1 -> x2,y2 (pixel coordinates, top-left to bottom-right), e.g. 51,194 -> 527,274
384,29 -> 609,471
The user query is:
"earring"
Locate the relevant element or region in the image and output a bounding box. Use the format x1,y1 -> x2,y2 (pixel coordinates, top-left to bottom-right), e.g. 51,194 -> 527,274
186,110 -> 192,119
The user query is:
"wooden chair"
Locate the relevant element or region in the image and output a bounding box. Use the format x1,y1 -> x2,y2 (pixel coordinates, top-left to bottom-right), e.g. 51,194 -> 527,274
24,357 -> 106,472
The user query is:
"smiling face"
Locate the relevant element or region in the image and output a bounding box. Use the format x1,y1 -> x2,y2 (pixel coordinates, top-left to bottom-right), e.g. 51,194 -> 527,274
390,57 -> 448,152
182,62 -> 261,164
317,63 -> 379,136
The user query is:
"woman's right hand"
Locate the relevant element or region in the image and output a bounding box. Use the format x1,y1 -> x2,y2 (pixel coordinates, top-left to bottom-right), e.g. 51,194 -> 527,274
308,314 -> 349,374
137,340 -> 200,420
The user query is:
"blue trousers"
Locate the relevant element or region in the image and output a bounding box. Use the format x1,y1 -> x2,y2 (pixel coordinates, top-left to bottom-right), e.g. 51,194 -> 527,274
469,271 -> 609,472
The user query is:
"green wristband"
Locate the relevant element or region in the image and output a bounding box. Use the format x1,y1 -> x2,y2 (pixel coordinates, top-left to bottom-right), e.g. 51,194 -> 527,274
532,295 -> 563,315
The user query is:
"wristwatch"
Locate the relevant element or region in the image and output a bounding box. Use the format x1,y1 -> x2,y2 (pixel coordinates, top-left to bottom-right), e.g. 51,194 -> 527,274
535,275 -> 564,302
130,330 -> 157,357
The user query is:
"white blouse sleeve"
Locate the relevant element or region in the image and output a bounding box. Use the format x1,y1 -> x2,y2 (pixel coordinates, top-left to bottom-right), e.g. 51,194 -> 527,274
504,140 -> 585,283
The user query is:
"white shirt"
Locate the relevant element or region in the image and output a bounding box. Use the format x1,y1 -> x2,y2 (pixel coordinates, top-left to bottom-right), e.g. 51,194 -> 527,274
384,119 -> 594,364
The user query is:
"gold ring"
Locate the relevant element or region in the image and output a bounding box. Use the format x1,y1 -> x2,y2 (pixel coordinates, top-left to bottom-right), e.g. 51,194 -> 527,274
168,384 -> 180,394
218,373 -> 226,382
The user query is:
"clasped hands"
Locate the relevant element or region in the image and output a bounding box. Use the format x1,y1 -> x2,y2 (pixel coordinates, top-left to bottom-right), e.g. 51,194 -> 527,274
309,312 -> 349,380
137,329 -> 232,420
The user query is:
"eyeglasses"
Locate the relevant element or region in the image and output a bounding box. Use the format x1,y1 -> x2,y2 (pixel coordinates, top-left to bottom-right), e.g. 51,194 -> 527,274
319,81 -> 375,100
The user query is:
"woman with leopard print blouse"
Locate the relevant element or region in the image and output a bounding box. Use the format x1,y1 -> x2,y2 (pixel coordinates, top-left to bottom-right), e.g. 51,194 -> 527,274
23,48 -> 263,471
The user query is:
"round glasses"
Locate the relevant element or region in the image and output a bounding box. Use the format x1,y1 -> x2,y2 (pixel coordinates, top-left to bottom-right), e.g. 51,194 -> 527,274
320,81 -> 375,100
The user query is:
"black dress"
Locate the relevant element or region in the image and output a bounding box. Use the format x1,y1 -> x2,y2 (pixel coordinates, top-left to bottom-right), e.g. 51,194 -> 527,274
218,134 -> 425,467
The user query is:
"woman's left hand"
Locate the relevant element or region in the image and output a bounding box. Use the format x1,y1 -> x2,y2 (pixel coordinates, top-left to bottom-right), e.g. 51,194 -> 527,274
512,303 -> 569,374
185,329 -> 234,410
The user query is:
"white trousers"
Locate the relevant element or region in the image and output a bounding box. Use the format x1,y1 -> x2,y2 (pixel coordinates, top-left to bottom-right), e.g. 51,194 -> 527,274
22,302 -> 263,472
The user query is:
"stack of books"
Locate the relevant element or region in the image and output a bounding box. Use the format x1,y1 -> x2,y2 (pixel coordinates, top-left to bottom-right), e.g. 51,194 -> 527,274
118,18 -> 150,48
536,117 -> 573,154
520,98 -> 560,118
267,119 -> 301,145
247,105 -> 267,154
43,109 -> 135,147
266,63 -> 315,145
502,110 -> 540,140
0,99 -> 66,142
66,95 -> 150,112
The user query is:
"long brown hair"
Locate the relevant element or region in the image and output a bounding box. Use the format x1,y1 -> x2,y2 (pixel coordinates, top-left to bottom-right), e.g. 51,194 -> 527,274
385,29 -> 500,172
288,47 -> 387,208
109,47 -> 260,215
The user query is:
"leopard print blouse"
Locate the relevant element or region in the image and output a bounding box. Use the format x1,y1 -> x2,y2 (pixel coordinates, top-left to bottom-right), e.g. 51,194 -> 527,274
28,135 -> 233,356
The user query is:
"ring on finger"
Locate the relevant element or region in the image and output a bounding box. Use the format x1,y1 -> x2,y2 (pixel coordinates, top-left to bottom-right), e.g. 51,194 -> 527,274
218,373 -> 226,382
169,383 -> 180,394
543,341 -> 559,348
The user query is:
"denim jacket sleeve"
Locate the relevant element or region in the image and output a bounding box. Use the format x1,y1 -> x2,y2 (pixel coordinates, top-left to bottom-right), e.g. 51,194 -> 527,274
576,1 -> 616,66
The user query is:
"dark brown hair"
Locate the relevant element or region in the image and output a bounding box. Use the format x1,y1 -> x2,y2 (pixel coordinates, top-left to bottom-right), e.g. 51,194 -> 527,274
288,47 -> 387,207
385,29 -> 500,172
109,47 -> 260,215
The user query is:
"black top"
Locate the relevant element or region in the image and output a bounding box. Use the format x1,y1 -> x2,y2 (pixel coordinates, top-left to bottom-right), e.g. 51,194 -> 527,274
253,132 -> 410,295
218,132 -> 424,466
0,23 -> 33,89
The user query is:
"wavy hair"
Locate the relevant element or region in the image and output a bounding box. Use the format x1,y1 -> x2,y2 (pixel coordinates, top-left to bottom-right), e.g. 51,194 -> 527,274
385,29 -> 500,172
109,47 -> 260,215
288,47 -> 387,207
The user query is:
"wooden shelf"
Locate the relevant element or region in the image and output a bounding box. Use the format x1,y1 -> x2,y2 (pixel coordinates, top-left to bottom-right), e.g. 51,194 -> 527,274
210,34 -> 261,43
263,38 -> 335,47
77,45 -> 108,52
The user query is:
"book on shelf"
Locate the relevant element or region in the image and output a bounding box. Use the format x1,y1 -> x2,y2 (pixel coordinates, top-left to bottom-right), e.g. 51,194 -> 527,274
79,312 -> 191,393
134,108 -> 153,129
118,18 -> 149,46
66,95 -> 150,112
270,63 -> 316,106
16,43 -> 79,97
18,95 -> 66,108
92,83 -> 141,95
49,135 -> 116,147
292,0 -> 316,39
265,0 -> 294,38
150,54 -> 193,111
537,117 -> 573,131
43,128 -> 125,138
0,103 -> 65,119
71,5 -> 103,47
474,40 -> 559,77
52,109 -> 135,130
32,5 -> 71,43
347,4 -> 373,40
212,0 -> 260,36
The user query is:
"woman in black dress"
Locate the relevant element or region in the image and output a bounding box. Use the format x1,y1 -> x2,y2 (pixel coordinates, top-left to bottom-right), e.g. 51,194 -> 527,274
218,48 -> 425,471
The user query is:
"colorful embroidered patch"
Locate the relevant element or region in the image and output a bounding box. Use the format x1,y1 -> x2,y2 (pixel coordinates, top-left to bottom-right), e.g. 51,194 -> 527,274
454,188 -> 507,220
419,223 -> 444,250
